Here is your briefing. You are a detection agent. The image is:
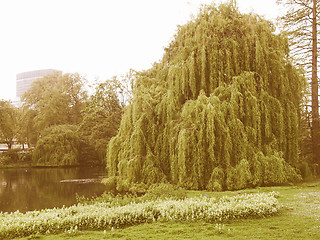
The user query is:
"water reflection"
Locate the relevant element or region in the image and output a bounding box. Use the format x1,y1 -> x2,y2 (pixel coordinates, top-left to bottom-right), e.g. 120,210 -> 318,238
0,166 -> 107,213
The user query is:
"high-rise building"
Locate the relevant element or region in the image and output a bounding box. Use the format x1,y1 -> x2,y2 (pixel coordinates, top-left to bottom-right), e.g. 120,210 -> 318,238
16,69 -> 62,99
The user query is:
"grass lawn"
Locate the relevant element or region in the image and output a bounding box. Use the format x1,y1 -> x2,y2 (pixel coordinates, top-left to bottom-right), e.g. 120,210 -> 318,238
18,180 -> 320,240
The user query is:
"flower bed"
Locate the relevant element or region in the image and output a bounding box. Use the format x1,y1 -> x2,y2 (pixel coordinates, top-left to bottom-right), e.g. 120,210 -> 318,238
0,192 -> 279,239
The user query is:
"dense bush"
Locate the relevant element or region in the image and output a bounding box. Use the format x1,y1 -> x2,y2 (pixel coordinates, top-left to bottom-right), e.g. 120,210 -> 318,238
0,149 -> 20,165
5,150 -> 19,163
142,183 -> 186,201
0,153 -> 10,166
19,151 -> 32,162
101,178 -> 186,199
0,192 -> 280,239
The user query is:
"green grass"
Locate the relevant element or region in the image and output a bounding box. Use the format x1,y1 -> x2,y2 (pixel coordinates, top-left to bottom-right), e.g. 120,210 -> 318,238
17,180 -> 320,240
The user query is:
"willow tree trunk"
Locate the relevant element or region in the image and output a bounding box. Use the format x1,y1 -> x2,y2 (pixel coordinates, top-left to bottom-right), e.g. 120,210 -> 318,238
311,0 -> 320,173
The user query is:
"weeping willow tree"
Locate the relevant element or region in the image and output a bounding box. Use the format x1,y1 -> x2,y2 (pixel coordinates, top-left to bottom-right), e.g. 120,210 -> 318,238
106,2 -> 305,191
33,125 -> 98,166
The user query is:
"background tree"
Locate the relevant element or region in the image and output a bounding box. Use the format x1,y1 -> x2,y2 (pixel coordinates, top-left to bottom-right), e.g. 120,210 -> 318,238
22,72 -> 88,132
0,100 -> 18,149
21,72 -> 91,166
16,107 -> 38,148
32,125 -> 98,166
277,0 -> 320,173
79,74 -> 134,162
109,70 -> 135,107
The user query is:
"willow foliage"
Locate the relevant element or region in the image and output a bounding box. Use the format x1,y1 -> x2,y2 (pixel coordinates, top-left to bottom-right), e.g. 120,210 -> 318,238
107,2 -> 305,190
33,125 -> 98,166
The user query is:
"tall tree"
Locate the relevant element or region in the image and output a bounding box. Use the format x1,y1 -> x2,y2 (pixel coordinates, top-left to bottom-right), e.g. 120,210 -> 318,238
22,72 -> 88,132
277,0 -> 320,172
106,2 -> 305,191
79,76 -> 127,161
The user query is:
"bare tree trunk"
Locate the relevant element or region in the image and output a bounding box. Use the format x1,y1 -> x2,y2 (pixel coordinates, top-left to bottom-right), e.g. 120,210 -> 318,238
311,0 -> 320,172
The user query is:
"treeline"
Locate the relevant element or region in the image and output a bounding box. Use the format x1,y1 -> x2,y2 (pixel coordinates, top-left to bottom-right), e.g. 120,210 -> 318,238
1,1 -> 317,191
0,72 -> 133,166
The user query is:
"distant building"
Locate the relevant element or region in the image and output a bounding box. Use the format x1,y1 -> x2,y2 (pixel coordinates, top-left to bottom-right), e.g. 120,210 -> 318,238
16,69 -> 62,99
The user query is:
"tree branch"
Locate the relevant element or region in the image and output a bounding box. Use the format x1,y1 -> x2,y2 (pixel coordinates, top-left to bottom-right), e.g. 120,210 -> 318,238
292,0 -> 312,10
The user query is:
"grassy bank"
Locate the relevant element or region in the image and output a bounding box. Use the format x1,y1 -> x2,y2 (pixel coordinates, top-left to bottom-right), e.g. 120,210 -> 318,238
13,180 -> 320,240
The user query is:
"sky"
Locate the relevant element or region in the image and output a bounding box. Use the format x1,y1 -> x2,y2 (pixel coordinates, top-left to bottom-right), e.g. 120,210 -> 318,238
0,0 -> 283,101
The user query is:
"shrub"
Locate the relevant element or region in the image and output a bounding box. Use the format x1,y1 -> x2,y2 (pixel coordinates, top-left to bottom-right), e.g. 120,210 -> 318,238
142,183 -> 187,201
128,183 -> 149,196
19,152 -> 32,162
101,177 -> 117,192
0,149 -> 19,165
234,159 -> 252,190
77,192 -> 139,207
0,154 -> 9,165
207,167 -> 224,191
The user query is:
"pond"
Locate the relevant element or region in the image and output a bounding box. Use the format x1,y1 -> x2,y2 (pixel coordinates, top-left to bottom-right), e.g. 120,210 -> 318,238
0,166 -> 107,213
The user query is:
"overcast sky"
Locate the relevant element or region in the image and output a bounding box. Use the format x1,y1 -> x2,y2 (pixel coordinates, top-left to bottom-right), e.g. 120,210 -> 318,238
0,0 -> 283,101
